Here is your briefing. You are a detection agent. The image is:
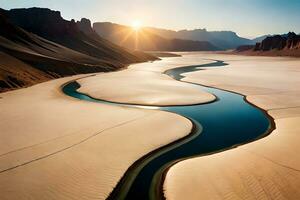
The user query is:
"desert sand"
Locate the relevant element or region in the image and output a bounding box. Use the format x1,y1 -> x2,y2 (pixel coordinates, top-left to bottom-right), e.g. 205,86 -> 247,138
0,51 -> 50,91
2,52 -> 300,200
77,63 -> 216,106
164,53 -> 300,199
0,73 -> 193,199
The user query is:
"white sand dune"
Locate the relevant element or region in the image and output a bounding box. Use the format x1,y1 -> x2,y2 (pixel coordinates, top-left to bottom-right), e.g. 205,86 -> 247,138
0,73 -> 192,199
164,54 -> 300,199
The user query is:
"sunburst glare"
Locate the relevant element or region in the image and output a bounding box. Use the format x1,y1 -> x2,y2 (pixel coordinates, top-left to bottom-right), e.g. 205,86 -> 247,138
131,20 -> 142,31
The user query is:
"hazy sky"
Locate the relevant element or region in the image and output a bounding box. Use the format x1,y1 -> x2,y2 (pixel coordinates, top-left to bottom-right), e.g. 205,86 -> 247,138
2,0 -> 300,38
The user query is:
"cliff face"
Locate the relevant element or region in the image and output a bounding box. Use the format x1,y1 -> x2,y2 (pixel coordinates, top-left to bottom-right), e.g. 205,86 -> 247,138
254,32 -> 300,51
285,33 -> 300,49
76,18 -> 94,35
235,32 -> 300,57
0,8 -> 156,92
2,8 -> 156,64
3,8 -> 79,38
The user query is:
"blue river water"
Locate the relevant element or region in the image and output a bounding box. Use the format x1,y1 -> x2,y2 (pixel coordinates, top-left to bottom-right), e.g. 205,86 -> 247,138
62,60 -> 272,200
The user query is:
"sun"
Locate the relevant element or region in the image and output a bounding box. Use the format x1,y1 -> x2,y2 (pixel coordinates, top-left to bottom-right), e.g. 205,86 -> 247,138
131,20 -> 142,31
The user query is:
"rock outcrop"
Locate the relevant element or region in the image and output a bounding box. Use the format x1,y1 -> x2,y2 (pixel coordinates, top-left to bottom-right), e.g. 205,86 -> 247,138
2,8 -> 79,38
235,32 -> 300,57
0,8 -> 156,92
76,18 -> 94,35
1,8 -> 156,65
254,32 -> 300,51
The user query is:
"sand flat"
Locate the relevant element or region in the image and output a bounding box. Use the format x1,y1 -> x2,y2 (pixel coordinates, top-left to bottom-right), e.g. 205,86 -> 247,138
164,54 -> 300,200
3,52 -> 300,199
0,74 -> 192,199
164,118 -> 300,200
77,57 -> 216,106
77,70 -> 215,106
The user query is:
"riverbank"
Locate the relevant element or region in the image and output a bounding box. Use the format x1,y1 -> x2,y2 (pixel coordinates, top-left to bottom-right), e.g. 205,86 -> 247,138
164,54 -> 300,199
1,53 -> 299,199
64,59 -> 273,199
76,61 -> 216,106
0,73 -> 192,199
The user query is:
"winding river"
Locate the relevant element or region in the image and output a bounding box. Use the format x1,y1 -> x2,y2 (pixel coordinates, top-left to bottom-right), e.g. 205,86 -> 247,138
62,59 -> 274,200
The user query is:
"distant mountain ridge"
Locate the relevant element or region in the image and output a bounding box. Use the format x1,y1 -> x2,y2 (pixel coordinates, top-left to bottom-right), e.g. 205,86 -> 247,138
143,27 -> 254,50
93,22 -> 219,51
251,35 -> 271,43
94,22 -> 283,50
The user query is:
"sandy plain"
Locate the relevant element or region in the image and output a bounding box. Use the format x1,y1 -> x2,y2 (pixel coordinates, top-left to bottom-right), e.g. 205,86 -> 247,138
77,58 -> 215,106
2,52 -> 300,200
0,72 -> 194,199
164,53 -> 300,200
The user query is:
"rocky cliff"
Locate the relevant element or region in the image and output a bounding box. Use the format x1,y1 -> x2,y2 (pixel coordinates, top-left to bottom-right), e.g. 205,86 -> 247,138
0,8 -> 156,92
235,32 -> 300,57
2,8 -> 156,64
254,32 -> 300,51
